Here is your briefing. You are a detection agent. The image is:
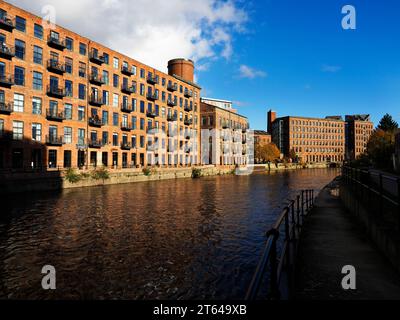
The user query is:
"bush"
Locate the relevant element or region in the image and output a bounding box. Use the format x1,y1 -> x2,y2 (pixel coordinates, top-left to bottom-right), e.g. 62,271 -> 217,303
65,168 -> 82,183
143,167 -> 152,176
91,167 -> 110,180
192,168 -> 202,178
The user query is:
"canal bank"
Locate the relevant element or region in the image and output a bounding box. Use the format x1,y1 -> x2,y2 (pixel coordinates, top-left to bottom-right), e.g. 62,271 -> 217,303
295,178 -> 400,299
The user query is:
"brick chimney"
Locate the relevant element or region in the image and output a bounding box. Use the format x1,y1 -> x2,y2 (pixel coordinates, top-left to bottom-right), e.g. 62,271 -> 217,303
267,110 -> 276,134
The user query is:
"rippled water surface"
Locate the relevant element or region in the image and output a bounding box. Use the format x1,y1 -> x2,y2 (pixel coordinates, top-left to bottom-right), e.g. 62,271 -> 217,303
0,169 -> 339,299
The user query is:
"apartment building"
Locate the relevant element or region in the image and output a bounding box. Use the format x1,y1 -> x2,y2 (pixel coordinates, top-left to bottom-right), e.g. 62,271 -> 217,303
269,110 -> 374,163
254,130 -> 271,146
200,98 -> 249,166
345,114 -> 374,160
0,1 -> 200,171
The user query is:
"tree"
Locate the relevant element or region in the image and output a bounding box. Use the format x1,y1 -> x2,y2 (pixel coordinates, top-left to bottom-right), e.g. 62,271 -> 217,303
377,114 -> 398,132
255,142 -> 281,164
289,148 -> 299,163
366,129 -> 395,169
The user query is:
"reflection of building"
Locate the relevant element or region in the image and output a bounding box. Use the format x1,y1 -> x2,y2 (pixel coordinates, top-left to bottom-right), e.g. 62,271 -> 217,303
345,115 -> 374,160
254,130 -> 271,146
395,131 -> 400,172
269,110 -> 374,163
0,2 -> 200,170
200,98 -> 249,165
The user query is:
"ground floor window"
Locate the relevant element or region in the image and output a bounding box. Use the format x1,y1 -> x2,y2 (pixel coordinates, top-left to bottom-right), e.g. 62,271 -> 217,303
102,152 -> 108,167
48,150 -> 57,168
78,150 -> 85,168
112,152 -> 118,167
64,150 -> 71,168
122,153 -> 128,168
131,153 -> 136,167
12,149 -> 23,169
31,149 -> 42,169
90,151 -> 97,167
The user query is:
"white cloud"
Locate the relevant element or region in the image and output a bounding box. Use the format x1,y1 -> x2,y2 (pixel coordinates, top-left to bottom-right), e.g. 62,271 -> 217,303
238,65 -> 267,79
9,0 -> 247,72
321,64 -> 342,73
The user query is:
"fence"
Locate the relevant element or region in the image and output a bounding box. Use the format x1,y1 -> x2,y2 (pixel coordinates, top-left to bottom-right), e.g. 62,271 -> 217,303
245,189 -> 315,300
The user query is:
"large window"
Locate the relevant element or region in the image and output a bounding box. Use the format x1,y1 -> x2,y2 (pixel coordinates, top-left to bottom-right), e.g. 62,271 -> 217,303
65,80 -> 73,97
64,103 -> 72,119
78,106 -> 85,121
113,113 -> 119,126
33,46 -> 43,64
14,66 -> 25,86
103,53 -> 109,65
15,16 -> 26,32
79,62 -> 86,78
34,24 -> 43,39
103,91 -> 109,105
64,127 -> 72,144
32,97 -> 42,115
65,37 -> 73,51
32,123 -> 42,142
33,71 -> 43,90
65,57 -> 73,74
13,121 -> 23,140
113,94 -> 119,107
15,39 -> 25,60
13,93 -> 24,112
79,43 -> 87,56
79,84 -> 86,100
102,111 -> 108,125
113,57 -> 119,69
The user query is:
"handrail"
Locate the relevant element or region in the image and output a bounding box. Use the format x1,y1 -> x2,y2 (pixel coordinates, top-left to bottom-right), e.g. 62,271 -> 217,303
245,189 -> 315,300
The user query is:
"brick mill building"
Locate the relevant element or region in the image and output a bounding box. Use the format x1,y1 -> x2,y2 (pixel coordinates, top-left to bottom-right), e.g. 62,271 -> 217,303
0,1 -> 201,171
268,110 -> 373,163
253,130 -> 271,147
200,98 -> 249,166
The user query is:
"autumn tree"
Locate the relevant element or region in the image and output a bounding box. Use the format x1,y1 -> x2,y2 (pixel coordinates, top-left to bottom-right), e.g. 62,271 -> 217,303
255,142 -> 281,164
366,129 -> 395,169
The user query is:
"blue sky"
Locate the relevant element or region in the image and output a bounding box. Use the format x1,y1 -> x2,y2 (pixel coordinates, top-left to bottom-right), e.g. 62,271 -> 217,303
11,0 -> 400,129
196,0 -> 400,129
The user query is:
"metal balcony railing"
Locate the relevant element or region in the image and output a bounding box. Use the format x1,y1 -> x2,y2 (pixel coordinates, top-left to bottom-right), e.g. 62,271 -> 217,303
89,50 -> 105,65
0,14 -> 15,31
89,73 -> 106,86
0,101 -> 13,114
89,94 -> 104,106
0,43 -> 15,59
47,35 -> 67,50
88,117 -> 103,127
0,73 -> 14,87
167,83 -> 178,91
47,85 -> 66,98
46,109 -> 65,121
47,59 -> 66,74
46,135 -> 64,146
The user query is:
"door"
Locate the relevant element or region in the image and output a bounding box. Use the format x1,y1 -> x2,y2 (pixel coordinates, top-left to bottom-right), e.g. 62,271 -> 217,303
48,150 -> 57,169
12,149 -> 23,169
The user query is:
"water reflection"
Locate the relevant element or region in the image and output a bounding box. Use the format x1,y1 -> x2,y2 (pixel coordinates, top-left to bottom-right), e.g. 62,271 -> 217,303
0,169 -> 339,299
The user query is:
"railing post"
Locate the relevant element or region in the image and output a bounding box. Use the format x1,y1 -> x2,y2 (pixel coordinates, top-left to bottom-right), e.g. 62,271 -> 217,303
269,230 -> 280,300
379,173 -> 383,216
397,178 -> 400,231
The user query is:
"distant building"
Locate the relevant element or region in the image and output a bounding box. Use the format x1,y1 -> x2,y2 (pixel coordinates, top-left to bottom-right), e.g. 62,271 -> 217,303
254,130 -> 271,146
345,115 -> 374,160
200,98 -> 249,166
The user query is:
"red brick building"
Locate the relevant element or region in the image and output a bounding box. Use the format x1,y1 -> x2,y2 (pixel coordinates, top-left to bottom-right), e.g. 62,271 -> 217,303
0,1 -> 201,171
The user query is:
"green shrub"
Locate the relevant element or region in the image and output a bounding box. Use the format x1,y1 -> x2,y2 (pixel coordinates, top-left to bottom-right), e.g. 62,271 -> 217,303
65,168 -> 82,183
143,167 -> 152,176
91,167 -> 110,180
192,168 -> 202,178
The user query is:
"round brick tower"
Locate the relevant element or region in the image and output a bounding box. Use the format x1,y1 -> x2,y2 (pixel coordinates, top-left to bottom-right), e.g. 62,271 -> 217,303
167,58 -> 194,83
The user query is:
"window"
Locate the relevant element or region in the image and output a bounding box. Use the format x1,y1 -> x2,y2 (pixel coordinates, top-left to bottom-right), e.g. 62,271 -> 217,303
32,123 -> 42,142
79,62 -> 86,78
64,103 -> 72,119
132,65 -> 137,76
64,127 -> 72,144
65,80 -> 73,97
140,118 -> 145,130
113,133 -> 118,146
32,97 -> 42,115
79,84 -> 86,100
103,91 -> 109,105
33,46 -> 43,64
79,43 -> 87,55
14,67 -> 25,86
103,53 -> 109,65
140,84 -> 145,96
0,119 -> 3,138
34,24 -> 43,39
113,113 -> 119,126
113,74 -> 119,88
132,116 -> 137,130
140,101 -> 145,113
103,70 -> 109,85
15,39 -> 25,60
33,71 -> 43,90
65,37 -> 73,51
113,94 -> 119,107
78,106 -> 85,121
140,69 -> 145,78
113,57 -> 119,69
15,16 -> 26,32
13,121 -> 23,140
65,58 -> 73,74
102,111 -> 108,125
102,132 -> 109,145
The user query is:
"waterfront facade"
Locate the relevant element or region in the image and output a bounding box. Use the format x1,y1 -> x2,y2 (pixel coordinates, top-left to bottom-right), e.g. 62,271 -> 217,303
200,98 -> 249,166
0,1 -> 201,171
254,130 -> 271,146
345,115 -> 374,160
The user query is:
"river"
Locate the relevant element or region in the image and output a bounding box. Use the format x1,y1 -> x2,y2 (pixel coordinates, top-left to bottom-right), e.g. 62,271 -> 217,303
0,168 -> 339,299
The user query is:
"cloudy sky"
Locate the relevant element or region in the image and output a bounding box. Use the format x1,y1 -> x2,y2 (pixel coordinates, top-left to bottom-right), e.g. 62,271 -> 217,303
8,0 -> 400,129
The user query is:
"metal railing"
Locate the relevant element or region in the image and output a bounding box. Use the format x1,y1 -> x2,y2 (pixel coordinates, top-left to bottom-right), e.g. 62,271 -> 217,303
245,189 -> 315,300
342,166 -> 400,229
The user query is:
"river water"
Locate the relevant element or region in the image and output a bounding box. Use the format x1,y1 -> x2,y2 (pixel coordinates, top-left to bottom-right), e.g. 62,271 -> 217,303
0,168 -> 339,300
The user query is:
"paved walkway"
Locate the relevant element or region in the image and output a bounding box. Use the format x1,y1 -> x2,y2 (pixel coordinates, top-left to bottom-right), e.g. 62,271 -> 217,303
295,179 -> 400,300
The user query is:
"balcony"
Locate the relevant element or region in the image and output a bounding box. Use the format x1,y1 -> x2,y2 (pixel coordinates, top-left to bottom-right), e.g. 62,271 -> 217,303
46,135 -> 64,146
146,92 -> 158,101
121,142 -> 132,150
121,123 -> 132,131
89,51 -> 104,65
89,73 -> 106,86
167,99 -> 177,107
0,43 -> 15,59
46,109 -> 65,122
184,119 -> 193,126
147,75 -> 158,85
0,14 -> 15,32
121,66 -> 134,76
47,35 -> 67,51
184,105 -> 193,112
167,115 -> 177,122
147,127 -> 159,134
146,110 -> 157,118
89,94 -> 104,107
47,85 -> 66,99
167,83 -> 178,92
47,59 -> 66,74
0,102 -> 13,114
121,84 -> 135,94
89,117 -> 103,127
88,139 -> 103,149
184,89 -> 193,98
0,73 -> 14,88
121,103 -> 132,113
222,122 -> 230,129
